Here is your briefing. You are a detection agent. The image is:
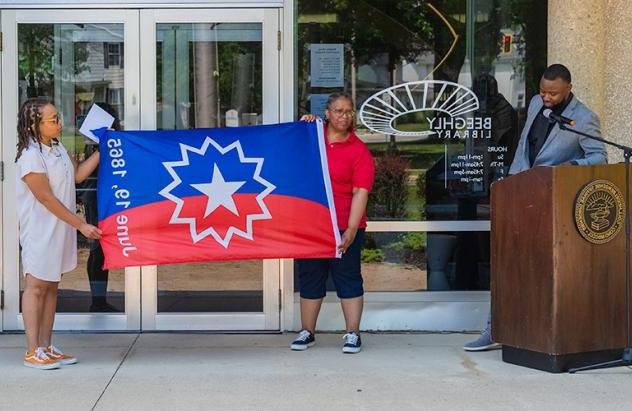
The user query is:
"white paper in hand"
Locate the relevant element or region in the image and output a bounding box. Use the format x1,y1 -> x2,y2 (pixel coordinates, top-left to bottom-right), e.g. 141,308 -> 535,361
79,104 -> 115,143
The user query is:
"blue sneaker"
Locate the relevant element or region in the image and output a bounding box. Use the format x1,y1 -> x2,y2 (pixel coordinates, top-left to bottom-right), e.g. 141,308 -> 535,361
463,332 -> 501,351
290,330 -> 315,351
342,332 -> 362,354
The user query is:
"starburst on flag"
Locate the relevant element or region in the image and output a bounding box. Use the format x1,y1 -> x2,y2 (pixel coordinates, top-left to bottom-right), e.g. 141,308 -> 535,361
159,137 -> 276,247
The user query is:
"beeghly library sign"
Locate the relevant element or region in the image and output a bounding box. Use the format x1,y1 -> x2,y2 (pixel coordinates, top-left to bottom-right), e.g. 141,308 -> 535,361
359,80 -> 506,186
359,80 -> 491,139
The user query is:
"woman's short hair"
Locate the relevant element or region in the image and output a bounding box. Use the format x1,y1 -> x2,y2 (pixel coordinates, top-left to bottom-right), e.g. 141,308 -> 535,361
326,91 -> 353,109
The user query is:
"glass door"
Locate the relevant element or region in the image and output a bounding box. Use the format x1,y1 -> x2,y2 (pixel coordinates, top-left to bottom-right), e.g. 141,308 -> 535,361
1,10 -> 141,330
139,9 -> 280,330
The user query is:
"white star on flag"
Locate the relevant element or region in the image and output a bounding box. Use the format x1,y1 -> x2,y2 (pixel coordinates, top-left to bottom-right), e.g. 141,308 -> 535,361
159,136 -> 276,248
191,164 -> 246,217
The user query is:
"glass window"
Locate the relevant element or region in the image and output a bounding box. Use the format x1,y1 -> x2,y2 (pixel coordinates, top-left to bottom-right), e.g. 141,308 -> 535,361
156,23 -> 262,130
296,0 -> 547,222
293,230 -> 491,292
158,261 -> 263,312
362,231 -> 490,291
296,1 -> 546,292
17,23 -> 126,312
154,22 -> 265,312
106,43 -> 122,67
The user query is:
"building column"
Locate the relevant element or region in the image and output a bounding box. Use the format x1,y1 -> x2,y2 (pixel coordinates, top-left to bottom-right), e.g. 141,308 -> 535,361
548,1 -> 605,118
603,0 -> 632,161
549,0 -> 632,162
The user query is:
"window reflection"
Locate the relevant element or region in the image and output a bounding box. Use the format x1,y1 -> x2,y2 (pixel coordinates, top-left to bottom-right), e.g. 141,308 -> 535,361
296,0 -> 546,292
293,231 -> 491,292
154,22 -> 266,313
156,23 -> 262,130
17,23 -> 126,312
297,0 -> 547,222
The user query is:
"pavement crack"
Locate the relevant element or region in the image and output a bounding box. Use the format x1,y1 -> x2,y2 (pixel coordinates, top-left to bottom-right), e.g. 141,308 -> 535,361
91,333 -> 141,411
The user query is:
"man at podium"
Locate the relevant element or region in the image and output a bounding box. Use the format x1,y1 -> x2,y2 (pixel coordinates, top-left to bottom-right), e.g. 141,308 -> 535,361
463,63 -> 608,351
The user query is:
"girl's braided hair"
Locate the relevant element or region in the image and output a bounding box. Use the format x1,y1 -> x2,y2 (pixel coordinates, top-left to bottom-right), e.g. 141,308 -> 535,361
15,97 -> 54,162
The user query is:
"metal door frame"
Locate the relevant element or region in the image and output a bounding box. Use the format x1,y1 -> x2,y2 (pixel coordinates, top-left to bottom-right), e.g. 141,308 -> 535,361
0,9 -> 142,331
138,8 -> 281,331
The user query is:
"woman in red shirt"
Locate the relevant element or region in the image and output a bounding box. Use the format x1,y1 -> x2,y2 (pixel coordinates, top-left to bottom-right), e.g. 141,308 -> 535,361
291,92 -> 375,354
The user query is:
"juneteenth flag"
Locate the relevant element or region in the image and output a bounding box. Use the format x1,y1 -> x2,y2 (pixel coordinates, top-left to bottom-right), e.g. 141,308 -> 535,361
95,121 -> 340,269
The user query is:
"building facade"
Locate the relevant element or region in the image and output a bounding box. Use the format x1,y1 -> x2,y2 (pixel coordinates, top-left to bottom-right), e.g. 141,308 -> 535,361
0,0 -> 629,333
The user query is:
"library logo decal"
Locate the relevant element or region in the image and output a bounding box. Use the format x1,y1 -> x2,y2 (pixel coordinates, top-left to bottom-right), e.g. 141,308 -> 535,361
359,80 -> 491,139
574,180 -> 624,245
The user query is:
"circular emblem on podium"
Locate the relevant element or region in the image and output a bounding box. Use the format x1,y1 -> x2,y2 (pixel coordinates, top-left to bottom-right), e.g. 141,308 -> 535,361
574,180 -> 624,244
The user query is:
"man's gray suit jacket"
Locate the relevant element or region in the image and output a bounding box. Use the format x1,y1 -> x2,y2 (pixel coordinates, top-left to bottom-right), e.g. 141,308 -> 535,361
508,95 -> 607,175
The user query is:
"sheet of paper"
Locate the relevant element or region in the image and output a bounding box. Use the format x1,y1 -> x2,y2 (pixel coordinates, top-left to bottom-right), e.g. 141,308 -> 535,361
79,104 -> 115,143
310,43 -> 344,88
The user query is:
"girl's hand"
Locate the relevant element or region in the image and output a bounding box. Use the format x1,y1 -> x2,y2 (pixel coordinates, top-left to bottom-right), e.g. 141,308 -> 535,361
79,223 -> 102,240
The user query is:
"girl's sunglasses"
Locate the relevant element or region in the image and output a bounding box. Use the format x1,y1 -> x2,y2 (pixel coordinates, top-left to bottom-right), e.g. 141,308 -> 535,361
41,114 -> 61,125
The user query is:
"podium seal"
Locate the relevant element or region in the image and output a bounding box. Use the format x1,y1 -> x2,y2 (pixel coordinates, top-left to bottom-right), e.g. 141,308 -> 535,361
574,179 -> 624,244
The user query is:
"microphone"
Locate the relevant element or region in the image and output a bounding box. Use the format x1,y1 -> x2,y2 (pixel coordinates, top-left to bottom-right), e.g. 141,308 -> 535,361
543,109 -> 576,127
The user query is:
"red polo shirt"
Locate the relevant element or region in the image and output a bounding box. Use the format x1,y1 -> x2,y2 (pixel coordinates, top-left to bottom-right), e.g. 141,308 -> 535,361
324,126 -> 375,230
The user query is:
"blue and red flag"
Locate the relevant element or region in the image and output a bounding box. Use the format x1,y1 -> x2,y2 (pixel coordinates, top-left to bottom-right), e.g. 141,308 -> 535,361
95,121 -> 340,269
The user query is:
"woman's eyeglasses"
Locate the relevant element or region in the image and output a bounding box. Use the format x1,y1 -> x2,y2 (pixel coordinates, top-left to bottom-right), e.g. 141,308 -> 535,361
329,108 -> 355,118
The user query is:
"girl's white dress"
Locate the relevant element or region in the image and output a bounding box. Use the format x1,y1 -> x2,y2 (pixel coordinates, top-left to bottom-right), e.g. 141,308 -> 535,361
16,141 -> 77,282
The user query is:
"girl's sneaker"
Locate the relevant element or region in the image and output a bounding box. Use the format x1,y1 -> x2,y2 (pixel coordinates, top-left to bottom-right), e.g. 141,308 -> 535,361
24,347 -> 60,370
45,345 -> 78,365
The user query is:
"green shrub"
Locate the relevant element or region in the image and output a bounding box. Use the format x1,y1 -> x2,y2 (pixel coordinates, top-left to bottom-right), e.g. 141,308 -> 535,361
383,232 -> 426,252
379,232 -> 426,267
401,232 -> 426,250
361,248 -> 385,263
367,154 -> 410,219
416,170 -> 427,219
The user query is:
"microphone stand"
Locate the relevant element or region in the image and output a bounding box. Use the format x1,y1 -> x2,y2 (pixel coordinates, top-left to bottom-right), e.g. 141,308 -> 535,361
557,122 -> 632,373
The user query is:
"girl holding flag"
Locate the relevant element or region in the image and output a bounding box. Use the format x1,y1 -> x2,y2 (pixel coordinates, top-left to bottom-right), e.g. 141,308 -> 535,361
16,98 -> 101,369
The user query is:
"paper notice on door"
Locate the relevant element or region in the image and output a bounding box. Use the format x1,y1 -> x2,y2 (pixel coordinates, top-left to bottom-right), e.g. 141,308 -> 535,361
310,44 -> 344,88
79,104 -> 115,143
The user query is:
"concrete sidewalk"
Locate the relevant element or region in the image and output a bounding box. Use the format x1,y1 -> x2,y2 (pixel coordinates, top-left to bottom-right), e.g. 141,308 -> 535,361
0,333 -> 630,410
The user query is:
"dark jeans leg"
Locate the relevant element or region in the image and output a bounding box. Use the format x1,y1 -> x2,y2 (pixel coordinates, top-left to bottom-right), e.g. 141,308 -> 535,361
87,244 -> 109,305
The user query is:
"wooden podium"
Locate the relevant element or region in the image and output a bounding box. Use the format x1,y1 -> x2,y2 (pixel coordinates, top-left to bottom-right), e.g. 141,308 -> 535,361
491,164 -> 627,372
